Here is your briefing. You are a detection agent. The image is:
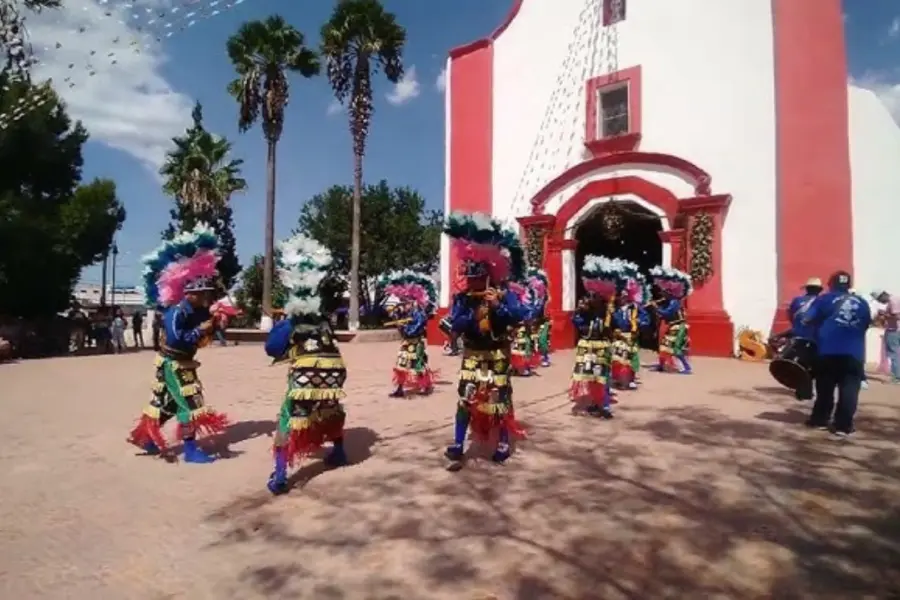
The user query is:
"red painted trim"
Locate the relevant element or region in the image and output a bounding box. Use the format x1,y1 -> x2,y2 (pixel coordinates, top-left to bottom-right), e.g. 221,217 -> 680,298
770,0 -> 852,333
584,65 -> 642,156
426,306 -> 449,346
679,194 -> 732,216
553,176 -> 680,230
530,151 -> 712,215
448,0 -> 524,59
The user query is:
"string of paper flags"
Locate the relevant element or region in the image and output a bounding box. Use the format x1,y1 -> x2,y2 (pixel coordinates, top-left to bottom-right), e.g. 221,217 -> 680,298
0,0 -> 250,130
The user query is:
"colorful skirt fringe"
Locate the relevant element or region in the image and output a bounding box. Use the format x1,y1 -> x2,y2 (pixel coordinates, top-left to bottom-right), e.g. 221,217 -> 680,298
610,335 -> 640,387
392,336 -> 436,391
128,354 -> 230,451
276,352 -> 347,465
458,347 -> 526,442
659,322 -> 690,371
569,338 -> 610,408
510,327 -> 540,373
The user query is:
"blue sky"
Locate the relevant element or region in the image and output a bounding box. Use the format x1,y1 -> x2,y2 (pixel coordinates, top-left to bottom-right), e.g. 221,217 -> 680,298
50,0 -> 898,286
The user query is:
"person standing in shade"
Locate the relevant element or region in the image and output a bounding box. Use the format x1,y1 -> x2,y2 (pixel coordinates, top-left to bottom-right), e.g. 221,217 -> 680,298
132,311 -> 145,349
803,271 -> 872,439
151,309 -> 163,351
111,308 -> 127,353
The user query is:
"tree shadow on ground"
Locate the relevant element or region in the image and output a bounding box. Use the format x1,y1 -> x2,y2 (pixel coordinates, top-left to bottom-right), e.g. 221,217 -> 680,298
201,396 -> 900,599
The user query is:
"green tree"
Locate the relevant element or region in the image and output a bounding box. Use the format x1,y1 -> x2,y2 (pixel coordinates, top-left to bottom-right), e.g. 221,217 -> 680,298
296,180 -> 441,314
0,78 -> 125,318
233,254 -> 287,325
160,102 -> 245,289
226,15 -> 320,320
321,0 -> 406,330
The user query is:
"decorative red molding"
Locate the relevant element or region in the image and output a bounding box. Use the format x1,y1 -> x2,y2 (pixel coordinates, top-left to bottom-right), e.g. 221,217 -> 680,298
679,194 -> 732,215
448,0 -> 524,59
517,214 -> 556,228
529,151 -> 712,215
584,65 -> 642,157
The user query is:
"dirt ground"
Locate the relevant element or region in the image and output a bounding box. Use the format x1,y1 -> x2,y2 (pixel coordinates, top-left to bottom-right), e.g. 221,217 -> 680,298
1,343 -> 898,600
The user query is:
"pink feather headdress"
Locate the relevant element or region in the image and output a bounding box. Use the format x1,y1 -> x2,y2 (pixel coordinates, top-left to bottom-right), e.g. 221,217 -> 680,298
141,224 -> 220,308
378,270 -> 438,312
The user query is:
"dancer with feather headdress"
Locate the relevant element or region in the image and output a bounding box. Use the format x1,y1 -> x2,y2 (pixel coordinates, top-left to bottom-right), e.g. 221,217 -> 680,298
444,212 -> 529,465
126,224 -> 230,463
650,266 -> 693,374
509,281 -> 539,376
263,233 -> 347,495
527,268 -> 552,367
610,262 -> 651,390
378,270 -> 439,397
570,255 -> 622,418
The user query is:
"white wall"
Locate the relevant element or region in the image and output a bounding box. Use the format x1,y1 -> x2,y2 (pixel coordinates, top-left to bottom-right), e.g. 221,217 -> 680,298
490,0 -> 779,337
848,85 -> 900,300
439,57 -> 453,307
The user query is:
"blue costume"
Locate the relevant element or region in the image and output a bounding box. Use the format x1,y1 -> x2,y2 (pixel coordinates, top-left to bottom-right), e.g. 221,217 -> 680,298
610,297 -> 650,390
443,211 -> 529,464
649,265 -> 694,374
570,298 -> 615,417
526,269 -> 552,367
379,270 -> 439,397
803,272 -> 871,436
127,224 -> 229,463
781,282 -> 823,400
264,234 -> 347,495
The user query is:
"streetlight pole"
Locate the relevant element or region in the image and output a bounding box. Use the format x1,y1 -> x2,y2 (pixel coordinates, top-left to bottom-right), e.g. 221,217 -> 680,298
100,250 -> 108,307
110,243 -> 119,307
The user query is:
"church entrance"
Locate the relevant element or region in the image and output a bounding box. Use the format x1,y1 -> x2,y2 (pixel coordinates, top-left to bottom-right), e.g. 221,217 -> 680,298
574,199 -> 664,349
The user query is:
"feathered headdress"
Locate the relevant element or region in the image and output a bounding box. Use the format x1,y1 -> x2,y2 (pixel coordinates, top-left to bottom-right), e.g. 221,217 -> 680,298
277,233 -> 332,317
615,259 -> 649,304
142,223 -> 220,308
526,267 -> 549,305
581,255 -> 625,299
443,211 -> 525,286
649,265 -> 693,299
377,270 -> 437,313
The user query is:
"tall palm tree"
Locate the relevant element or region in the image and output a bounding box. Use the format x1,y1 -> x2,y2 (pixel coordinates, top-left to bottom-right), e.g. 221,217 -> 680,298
226,15 -> 320,320
321,0 -> 405,330
160,104 -> 247,210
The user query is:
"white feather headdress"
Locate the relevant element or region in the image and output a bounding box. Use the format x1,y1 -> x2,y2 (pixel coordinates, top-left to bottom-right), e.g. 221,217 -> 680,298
276,233 -> 332,316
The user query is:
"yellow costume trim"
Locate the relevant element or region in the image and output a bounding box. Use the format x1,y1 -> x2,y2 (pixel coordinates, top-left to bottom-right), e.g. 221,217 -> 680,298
143,405 -> 161,419
287,405 -> 344,431
287,388 -> 346,401
290,355 -> 345,370
476,401 -> 512,416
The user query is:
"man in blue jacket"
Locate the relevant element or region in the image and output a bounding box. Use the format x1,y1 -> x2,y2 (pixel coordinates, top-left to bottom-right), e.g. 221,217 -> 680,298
785,277 -> 823,400
803,271 -> 871,438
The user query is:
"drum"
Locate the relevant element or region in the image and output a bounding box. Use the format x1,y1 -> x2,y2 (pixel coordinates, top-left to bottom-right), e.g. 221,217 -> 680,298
769,338 -> 816,391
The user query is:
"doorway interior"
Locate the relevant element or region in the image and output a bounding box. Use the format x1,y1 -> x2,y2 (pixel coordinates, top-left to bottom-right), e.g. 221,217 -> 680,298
573,199 -> 664,349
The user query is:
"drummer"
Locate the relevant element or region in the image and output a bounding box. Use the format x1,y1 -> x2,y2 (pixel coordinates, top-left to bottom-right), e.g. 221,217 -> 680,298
785,277 -> 823,400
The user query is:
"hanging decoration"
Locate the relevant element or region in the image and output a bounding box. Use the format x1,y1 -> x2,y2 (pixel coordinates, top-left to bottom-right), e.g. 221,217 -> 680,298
0,0 -> 250,130
689,212 -> 714,284
524,225 -> 548,268
599,199 -> 625,241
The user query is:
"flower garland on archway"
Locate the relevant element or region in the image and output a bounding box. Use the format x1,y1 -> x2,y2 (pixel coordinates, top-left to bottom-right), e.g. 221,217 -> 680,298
689,212 -> 714,284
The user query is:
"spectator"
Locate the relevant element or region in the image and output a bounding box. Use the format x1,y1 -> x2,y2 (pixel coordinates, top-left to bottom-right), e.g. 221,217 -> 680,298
111,308 -> 127,353
132,311 -> 145,349
151,309 -> 163,351
872,289 -> 899,384
94,308 -> 112,353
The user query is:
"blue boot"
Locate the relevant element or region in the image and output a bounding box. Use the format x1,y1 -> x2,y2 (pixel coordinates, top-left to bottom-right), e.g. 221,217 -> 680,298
445,406 -> 469,461
324,440 -> 348,467
267,448 -> 289,495
445,443 -> 465,461
540,353 -> 551,368
143,442 -> 160,455
183,439 -> 216,464
388,386 -> 405,398
492,442 -> 510,463
677,356 -> 692,374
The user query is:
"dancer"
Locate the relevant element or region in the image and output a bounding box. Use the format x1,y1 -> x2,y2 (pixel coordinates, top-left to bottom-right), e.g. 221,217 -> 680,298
610,265 -> 650,390
570,255 -> 621,418
264,233 -> 347,494
127,224 -> 230,463
650,265 -> 694,375
527,268 -> 552,367
444,211 -> 528,465
379,269 -> 438,397
509,281 -> 538,377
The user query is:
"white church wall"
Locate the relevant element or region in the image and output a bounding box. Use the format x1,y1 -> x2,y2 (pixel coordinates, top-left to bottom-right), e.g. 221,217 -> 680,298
440,57 -> 453,307
491,0 -> 779,337
848,85 -> 900,302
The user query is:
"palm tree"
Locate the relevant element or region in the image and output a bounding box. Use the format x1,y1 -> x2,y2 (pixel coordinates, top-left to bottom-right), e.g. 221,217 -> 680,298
160,103 -> 247,210
225,16 -> 320,321
321,0 -> 406,330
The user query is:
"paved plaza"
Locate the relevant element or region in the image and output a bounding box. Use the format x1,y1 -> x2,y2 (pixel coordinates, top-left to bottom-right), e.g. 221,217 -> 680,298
1,343 -> 899,599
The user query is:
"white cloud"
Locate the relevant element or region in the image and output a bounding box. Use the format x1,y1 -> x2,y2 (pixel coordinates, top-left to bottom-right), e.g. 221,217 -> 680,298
326,98 -> 342,116
22,0 -> 194,175
385,65 -> 420,105
850,72 -> 900,124
890,17 -> 900,38
435,67 -> 446,92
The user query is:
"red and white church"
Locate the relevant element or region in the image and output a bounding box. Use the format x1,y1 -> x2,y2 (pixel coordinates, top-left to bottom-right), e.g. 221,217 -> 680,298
426,0 -> 900,356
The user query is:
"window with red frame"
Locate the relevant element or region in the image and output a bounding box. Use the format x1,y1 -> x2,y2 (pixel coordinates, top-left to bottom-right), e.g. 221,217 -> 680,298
597,84 -> 630,138
603,0 -> 626,26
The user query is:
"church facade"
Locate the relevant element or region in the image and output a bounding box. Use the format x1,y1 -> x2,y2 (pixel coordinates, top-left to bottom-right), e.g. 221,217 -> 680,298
427,0 -> 900,356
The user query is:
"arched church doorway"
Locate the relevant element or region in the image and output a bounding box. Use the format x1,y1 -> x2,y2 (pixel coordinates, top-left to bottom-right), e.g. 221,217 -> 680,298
573,199 -> 664,349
